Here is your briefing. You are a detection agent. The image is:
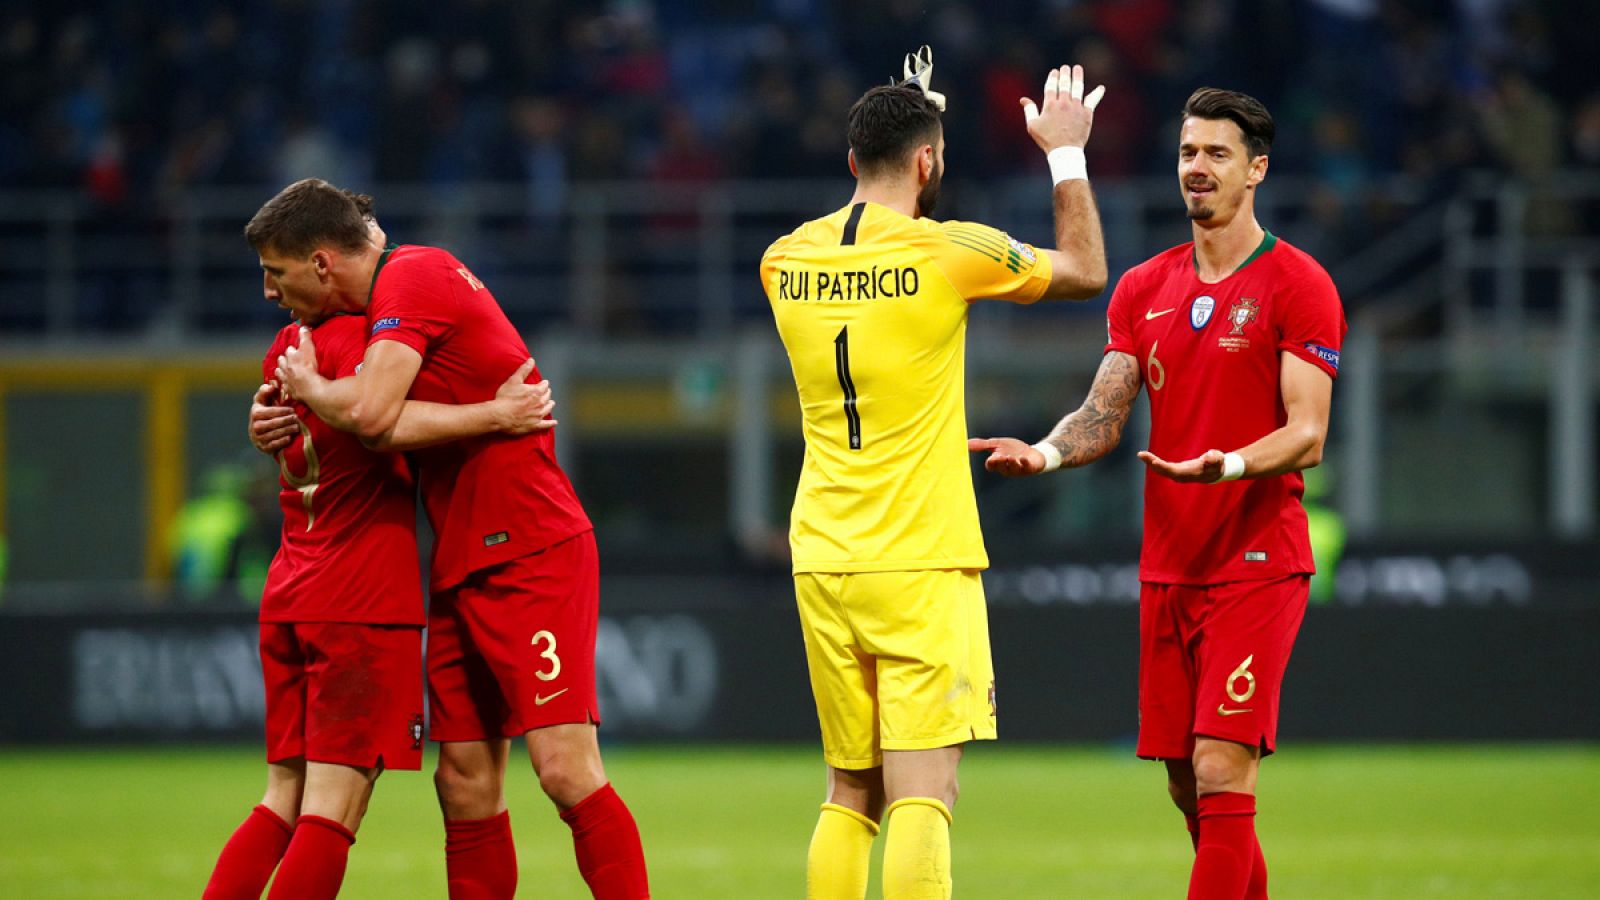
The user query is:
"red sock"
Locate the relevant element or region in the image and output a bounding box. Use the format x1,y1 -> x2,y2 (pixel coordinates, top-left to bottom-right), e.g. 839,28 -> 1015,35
1245,832 -> 1269,899
204,804 -> 294,899
1188,792 -> 1256,900
1185,813 -> 1201,852
559,783 -> 650,899
266,815 -> 355,900
445,810 -> 518,900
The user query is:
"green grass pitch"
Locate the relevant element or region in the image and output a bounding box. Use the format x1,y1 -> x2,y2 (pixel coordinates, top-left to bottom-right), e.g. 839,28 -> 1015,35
1,743 -> 1597,897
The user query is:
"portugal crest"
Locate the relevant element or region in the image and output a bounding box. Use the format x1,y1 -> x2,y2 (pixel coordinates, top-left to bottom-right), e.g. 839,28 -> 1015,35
1227,298 -> 1260,336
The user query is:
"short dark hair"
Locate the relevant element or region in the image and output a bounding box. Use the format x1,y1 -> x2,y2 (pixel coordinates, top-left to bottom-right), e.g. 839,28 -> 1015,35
847,85 -> 942,177
341,188 -> 376,222
244,178 -> 372,257
1182,88 -> 1274,159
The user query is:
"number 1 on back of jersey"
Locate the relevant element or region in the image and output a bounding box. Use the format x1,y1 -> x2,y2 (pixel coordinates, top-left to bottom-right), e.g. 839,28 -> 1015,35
834,326 -> 862,450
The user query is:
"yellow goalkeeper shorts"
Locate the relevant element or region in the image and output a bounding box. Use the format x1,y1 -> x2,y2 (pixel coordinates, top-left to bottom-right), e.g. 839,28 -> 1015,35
794,569 -> 997,769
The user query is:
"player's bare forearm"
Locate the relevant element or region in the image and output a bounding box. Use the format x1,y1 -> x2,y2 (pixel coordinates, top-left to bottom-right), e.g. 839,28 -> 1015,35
368,360 -> 552,452
1045,350 -> 1138,467
1042,179 -> 1107,300
1139,354 -> 1331,483
1230,353 -> 1332,477
1145,419 -> 1326,484
969,351 -> 1137,476
292,373 -> 365,434
373,400 -> 504,452
1228,422 -> 1325,478
284,339 -> 423,442
274,325 -> 399,438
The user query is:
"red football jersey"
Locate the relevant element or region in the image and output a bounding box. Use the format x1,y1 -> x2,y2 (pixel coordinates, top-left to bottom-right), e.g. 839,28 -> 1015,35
365,245 -> 591,592
1106,232 -> 1346,585
260,316 -> 423,624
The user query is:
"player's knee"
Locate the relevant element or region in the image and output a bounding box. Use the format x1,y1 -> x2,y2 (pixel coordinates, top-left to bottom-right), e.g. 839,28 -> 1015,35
1190,750 -> 1248,796
827,767 -> 886,821
535,754 -> 605,808
527,727 -> 606,808
891,776 -> 959,812
434,757 -> 500,815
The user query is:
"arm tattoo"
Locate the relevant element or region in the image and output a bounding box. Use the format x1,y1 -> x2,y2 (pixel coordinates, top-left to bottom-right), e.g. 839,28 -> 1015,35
1046,351 -> 1140,468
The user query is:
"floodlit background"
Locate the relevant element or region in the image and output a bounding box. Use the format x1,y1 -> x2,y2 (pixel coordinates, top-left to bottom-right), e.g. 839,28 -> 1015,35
0,1 -> 1596,897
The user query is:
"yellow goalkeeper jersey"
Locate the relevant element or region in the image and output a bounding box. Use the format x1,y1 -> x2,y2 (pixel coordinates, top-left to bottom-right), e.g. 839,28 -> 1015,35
760,201 -> 1054,573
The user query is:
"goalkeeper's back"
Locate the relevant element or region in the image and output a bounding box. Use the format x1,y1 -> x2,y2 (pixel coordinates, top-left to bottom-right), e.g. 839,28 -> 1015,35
759,200 -> 1053,574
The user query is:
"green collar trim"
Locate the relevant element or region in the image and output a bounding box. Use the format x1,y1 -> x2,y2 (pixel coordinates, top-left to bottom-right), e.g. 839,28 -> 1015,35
368,244 -> 398,303
1194,230 -> 1277,276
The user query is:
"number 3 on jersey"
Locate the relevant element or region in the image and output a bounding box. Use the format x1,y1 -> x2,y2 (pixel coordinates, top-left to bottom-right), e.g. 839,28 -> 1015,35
277,418 -> 321,531
834,326 -> 862,450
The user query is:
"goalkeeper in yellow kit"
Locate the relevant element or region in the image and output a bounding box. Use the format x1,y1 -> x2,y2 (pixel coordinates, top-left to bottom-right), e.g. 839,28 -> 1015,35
759,50 -> 1110,898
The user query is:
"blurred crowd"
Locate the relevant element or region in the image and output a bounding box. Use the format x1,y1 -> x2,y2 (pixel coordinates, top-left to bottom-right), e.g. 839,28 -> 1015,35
3,0 -> 1595,198
1,0 -> 1595,308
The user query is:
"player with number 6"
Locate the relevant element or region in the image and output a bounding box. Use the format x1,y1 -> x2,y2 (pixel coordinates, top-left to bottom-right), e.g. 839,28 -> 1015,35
970,88 -> 1346,900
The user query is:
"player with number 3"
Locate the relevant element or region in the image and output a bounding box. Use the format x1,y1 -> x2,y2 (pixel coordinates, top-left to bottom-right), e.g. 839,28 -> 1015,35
252,179 -> 649,899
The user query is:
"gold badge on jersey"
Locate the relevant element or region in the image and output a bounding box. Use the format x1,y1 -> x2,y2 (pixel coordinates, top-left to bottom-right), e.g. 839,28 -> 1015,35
1227,298 -> 1260,335
1218,298 -> 1259,352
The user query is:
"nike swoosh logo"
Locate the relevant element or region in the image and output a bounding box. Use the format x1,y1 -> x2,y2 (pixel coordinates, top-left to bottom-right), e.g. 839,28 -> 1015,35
534,689 -> 569,706
1217,704 -> 1252,717
1146,308 -> 1177,320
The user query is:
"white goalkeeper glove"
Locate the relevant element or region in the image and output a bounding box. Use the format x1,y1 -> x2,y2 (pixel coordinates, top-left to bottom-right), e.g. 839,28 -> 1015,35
896,44 -> 946,112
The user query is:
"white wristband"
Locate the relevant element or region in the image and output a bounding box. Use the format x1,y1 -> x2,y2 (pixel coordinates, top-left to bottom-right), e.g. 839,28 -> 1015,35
1217,451 -> 1246,482
1047,146 -> 1087,185
1031,440 -> 1063,473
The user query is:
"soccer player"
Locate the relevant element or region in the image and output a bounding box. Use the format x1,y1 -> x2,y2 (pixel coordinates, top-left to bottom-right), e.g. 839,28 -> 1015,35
970,88 -> 1346,899
260,179 -> 649,899
207,202 -> 555,899
760,60 -> 1108,899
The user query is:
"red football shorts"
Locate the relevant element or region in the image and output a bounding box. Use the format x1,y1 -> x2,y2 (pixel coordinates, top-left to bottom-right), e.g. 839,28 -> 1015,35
1136,575 -> 1309,760
427,530 -> 602,742
260,622 -> 425,771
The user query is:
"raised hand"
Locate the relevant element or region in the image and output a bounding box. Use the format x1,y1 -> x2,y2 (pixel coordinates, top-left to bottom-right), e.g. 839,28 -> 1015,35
1019,64 -> 1106,152
494,358 -> 557,434
248,382 -> 298,454
1138,449 -> 1227,483
968,437 -> 1048,478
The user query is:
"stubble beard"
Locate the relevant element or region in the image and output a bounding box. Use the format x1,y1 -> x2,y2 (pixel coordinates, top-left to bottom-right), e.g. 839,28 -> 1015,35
916,162 -> 943,218
1185,176 -> 1221,221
